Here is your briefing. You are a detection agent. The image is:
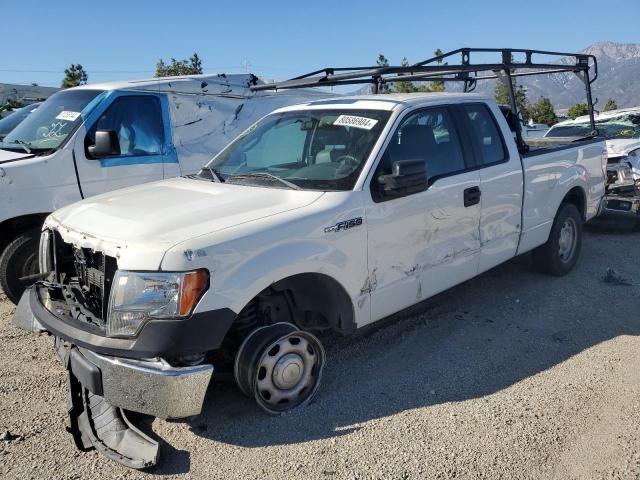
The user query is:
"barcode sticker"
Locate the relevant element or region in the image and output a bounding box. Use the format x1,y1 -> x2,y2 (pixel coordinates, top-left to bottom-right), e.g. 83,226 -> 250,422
55,111 -> 81,122
334,115 -> 378,130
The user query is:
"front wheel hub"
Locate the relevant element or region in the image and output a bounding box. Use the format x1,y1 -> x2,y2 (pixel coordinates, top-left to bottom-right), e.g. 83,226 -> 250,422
272,353 -> 305,389
234,322 -> 326,414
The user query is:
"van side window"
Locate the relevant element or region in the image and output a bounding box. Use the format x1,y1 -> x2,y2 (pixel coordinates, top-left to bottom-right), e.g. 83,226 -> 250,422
374,107 -> 466,187
464,104 -> 507,165
88,96 -> 164,157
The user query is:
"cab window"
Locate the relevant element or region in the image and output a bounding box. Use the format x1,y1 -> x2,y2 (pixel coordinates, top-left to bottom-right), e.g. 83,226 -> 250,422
464,104 -> 507,165
87,95 -> 164,157
373,106 -> 466,193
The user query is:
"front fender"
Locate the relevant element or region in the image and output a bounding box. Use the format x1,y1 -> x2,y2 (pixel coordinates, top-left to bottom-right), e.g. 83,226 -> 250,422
215,239 -> 354,315
160,192 -> 370,325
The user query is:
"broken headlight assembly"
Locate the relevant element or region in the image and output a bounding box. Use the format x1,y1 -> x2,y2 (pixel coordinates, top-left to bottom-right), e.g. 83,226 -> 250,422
626,149 -> 640,175
107,269 -> 209,337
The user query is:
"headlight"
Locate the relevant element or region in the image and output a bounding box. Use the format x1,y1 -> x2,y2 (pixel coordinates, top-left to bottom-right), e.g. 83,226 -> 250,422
626,149 -> 640,174
107,269 -> 209,337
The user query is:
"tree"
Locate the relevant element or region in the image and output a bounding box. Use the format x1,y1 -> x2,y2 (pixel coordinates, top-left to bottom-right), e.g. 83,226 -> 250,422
387,49 -> 444,94
155,53 -> 204,77
393,57 -> 427,94
527,97 -> 558,126
494,79 -> 529,122
376,54 -> 391,93
567,103 -> 589,120
61,64 -> 88,88
428,48 -> 446,93
604,98 -> 618,111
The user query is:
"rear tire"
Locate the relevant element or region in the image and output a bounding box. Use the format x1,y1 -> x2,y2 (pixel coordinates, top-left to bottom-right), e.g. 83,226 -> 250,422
0,229 -> 40,305
533,203 -> 583,276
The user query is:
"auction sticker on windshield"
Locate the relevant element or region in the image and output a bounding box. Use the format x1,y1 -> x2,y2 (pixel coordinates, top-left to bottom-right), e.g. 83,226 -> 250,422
334,115 -> 378,130
55,111 -> 81,122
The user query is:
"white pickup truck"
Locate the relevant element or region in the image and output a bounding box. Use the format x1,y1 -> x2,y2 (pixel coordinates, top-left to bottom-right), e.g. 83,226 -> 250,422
13,49 -> 607,468
0,74 -> 329,304
546,107 -> 640,222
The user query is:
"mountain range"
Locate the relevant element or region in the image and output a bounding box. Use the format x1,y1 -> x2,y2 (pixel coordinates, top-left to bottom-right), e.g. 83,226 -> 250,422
467,42 -> 640,111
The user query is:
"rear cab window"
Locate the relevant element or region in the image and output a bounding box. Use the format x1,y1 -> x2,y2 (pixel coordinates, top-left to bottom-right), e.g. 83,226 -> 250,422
463,104 -> 508,166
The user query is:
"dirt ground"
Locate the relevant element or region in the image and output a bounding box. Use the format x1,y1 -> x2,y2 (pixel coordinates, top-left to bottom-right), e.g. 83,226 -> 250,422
1,225 -> 639,479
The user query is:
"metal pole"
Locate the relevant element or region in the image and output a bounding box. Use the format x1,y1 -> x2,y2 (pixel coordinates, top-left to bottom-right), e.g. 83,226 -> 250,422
503,68 -> 526,153
580,71 -> 597,135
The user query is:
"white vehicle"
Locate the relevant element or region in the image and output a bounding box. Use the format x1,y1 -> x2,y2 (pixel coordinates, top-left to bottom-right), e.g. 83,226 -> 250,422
14,48 -> 607,468
545,108 -> 640,221
522,122 -> 549,138
0,74 -> 332,303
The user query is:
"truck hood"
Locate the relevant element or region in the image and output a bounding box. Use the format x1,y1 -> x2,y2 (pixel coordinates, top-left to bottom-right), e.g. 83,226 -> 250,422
51,177 -> 325,250
606,139 -> 640,158
0,148 -> 34,164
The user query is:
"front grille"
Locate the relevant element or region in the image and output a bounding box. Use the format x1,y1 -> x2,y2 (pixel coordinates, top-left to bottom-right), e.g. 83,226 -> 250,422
72,247 -> 118,320
46,229 -> 117,324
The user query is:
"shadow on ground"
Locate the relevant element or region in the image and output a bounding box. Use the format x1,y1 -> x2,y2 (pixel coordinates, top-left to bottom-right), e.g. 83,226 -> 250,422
150,228 -> 640,473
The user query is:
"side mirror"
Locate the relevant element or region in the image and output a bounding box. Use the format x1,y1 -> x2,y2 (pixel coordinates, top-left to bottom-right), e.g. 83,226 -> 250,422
377,159 -> 428,198
87,130 -> 119,158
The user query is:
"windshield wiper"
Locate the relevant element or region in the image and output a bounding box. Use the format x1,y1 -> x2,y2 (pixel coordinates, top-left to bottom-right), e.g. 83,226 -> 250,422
6,139 -> 31,154
202,165 -> 224,183
229,172 -> 301,190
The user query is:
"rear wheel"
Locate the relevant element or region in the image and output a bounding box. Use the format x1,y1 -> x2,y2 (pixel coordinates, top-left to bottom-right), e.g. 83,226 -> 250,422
234,322 -> 326,414
533,203 -> 583,276
0,229 -> 40,304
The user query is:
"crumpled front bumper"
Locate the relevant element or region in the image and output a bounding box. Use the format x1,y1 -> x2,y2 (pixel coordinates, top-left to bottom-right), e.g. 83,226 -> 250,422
601,194 -> 640,219
13,289 -> 214,419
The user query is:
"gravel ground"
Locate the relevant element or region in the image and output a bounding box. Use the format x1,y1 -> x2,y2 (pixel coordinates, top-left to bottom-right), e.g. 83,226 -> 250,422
1,226 -> 639,480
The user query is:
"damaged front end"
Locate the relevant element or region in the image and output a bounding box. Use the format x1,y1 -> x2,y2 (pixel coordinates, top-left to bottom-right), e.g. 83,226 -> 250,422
602,151 -> 640,220
13,228 -> 217,469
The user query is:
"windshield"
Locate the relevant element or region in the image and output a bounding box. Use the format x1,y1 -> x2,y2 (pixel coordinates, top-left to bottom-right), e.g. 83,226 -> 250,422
0,103 -> 40,139
1,89 -> 102,153
202,109 -> 391,191
546,113 -> 640,140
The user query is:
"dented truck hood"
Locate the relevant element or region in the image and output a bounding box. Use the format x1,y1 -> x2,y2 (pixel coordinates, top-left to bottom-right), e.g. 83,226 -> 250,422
47,177 -> 324,269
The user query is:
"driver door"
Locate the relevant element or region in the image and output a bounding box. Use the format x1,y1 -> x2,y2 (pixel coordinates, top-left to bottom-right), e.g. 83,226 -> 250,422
73,92 -> 175,198
364,106 -> 482,323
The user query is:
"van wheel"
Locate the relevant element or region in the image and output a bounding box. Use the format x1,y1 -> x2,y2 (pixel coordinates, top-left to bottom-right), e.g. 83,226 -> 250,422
533,203 -> 582,276
0,229 -> 40,305
234,322 -> 326,415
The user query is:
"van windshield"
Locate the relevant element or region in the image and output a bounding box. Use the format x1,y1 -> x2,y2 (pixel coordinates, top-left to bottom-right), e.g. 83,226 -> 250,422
202,109 -> 391,191
0,89 -> 102,153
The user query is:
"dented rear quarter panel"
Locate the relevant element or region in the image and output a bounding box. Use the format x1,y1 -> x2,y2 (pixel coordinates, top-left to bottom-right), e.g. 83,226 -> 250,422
517,140 -> 606,254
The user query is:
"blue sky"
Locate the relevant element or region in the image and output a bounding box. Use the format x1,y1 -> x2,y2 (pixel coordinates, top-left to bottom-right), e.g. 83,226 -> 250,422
3,0 -> 638,87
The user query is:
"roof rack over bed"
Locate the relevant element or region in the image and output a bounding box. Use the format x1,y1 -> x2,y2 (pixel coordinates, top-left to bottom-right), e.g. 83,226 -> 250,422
252,48 -> 599,153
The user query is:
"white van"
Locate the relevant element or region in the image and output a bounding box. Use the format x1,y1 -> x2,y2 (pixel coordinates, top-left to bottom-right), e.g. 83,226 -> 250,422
0,74 -> 331,303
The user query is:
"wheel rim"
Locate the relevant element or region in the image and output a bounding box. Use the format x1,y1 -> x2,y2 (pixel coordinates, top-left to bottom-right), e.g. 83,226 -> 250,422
558,217 -> 578,263
234,323 -> 325,414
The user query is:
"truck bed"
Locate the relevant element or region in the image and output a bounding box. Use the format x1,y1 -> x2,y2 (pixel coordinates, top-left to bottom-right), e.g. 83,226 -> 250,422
523,136 -> 603,156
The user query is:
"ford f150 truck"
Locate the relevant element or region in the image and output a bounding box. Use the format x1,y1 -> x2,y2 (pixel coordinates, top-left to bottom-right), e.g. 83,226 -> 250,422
0,74 -> 330,304
13,48 -> 607,468
546,107 -> 640,223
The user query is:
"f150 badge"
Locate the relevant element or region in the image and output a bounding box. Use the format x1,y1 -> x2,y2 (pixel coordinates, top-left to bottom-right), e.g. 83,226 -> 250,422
324,217 -> 363,233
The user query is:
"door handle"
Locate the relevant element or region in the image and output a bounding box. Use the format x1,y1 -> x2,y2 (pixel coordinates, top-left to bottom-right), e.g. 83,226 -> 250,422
463,186 -> 481,207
